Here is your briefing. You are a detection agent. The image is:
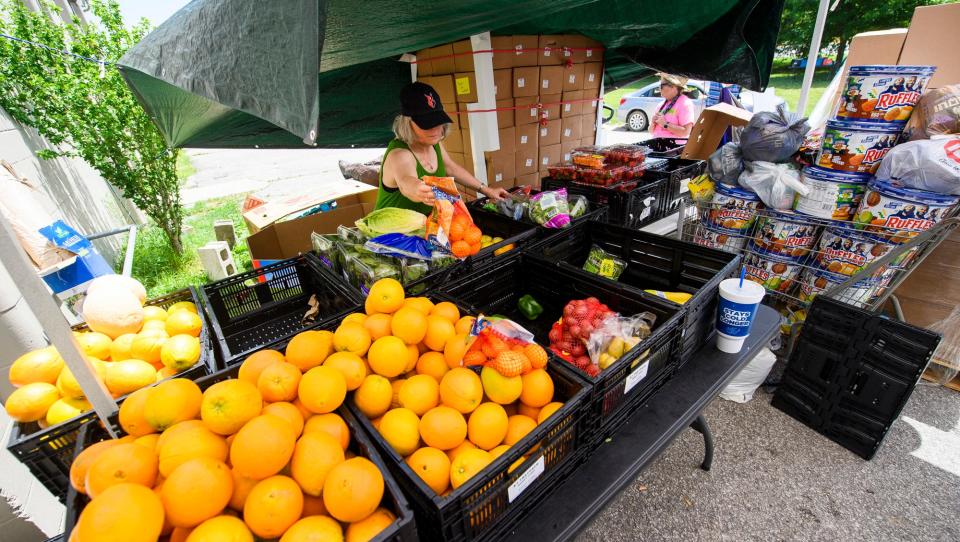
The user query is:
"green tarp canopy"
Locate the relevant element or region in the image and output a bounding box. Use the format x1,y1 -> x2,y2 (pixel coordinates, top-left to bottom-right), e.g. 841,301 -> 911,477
118,0 -> 785,149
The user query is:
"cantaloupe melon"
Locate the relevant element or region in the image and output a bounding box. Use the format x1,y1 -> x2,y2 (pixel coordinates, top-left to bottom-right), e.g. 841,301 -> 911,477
86,275 -> 147,305
82,289 -> 145,339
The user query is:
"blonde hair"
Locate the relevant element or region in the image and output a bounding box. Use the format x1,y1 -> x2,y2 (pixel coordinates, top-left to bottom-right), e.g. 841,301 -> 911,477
392,115 -> 451,145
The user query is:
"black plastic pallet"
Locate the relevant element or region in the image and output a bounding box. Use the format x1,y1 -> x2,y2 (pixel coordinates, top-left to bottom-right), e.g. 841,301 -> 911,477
772,297 -> 941,460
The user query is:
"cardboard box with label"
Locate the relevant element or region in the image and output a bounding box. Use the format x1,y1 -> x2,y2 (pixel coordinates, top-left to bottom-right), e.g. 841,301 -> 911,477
539,143 -> 561,170
513,66 -> 540,98
494,68 -> 513,100
583,63 -> 602,89
418,75 -> 456,105
583,93 -> 599,116
454,72 -> 477,103
428,44 -> 456,75
514,95 -> 541,126
538,119 -> 561,146
541,94 -> 562,120
516,123 -> 539,157
568,35 -> 603,63
564,64 -> 585,91
539,65 -> 564,94
497,126 -> 517,154
496,98 -> 514,128
561,116 -> 582,143
516,151 -> 538,177
538,35 -> 564,66
898,3 -> 960,88
485,150 -> 516,186
562,90 -> 583,117
561,140 -> 579,164
580,114 -> 597,139
511,35 -> 540,67
682,103 -> 752,160
516,172 -> 540,188
492,36 -> 513,70
246,189 -> 377,263
452,39 -> 474,73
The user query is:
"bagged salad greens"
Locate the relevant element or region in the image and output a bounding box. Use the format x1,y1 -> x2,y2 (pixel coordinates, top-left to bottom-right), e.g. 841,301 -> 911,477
582,244 -> 627,280
529,188 -> 572,229
310,232 -> 341,274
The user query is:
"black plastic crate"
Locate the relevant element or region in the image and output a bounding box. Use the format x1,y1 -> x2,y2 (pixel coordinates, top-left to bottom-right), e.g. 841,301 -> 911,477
643,137 -> 687,158
643,158 -> 706,218
347,358 -> 590,542
466,194 -> 608,234
438,255 -> 683,448
541,176 -> 670,228
6,287 -> 214,503
200,255 -> 362,367
57,364 -> 417,542
772,297 -> 941,460
528,220 -> 740,367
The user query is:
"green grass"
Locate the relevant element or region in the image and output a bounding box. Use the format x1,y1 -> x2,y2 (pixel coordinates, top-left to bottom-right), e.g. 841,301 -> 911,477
768,69 -> 835,117
175,152 -> 196,185
128,194 -> 252,298
603,76 -> 657,125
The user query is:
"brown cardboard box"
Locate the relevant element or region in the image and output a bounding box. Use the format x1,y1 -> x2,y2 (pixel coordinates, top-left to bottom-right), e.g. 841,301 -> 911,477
825,30 -> 908,116
516,151 -> 538,177
452,39 -> 474,73
516,172 -> 540,189
682,103 -> 752,160
415,48 -> 434,76
563,64 -> 585,91
580,114 -> 597,139
457,108 -> 471,131
460,129 -> 473,158
418,75 -> 456,105
579,136 -> 595,147
494,69 -> 513,100
429,44 -> 456,75
496,99 -> 514,129
538,143 -> 561,170
894,231 -> 960,327
454,72 -> 477,103
562,90 -> 583,117
492,36 -> 513,70
539,65 -> 564,95
498,126 -> 517,154
561,117 -> 582,143
247,201 -> 375,261
514,96 -> 541,126
513,66 -> 540,98
538,35 -> 564,66
444,128 -> 463,153
898,3 -> 960,88
538,119 -> 561,146
242,182 -> 376,234
485,151 -> 516,186
561,140 -> 579,164
512,35 -> 540,67
583,63 -> 602,89
583,92 -> 600,117
567,35 -> 603,63
541,93 -> 562,120
444,103 -> 459,130
516,123 -> 539,157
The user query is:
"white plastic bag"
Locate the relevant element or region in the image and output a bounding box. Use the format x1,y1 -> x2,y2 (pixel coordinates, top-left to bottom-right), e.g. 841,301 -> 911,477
720,347 -> 777,403
738,161 -> 809,209
875,136 -> 960,195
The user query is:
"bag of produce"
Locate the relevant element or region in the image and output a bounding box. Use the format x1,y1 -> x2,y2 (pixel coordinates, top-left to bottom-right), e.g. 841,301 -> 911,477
582,244 -> 627,280
739,105 -> 810,163
875,136 -> 960,195
568,195 -> 590,219
423,176 -> 482,258
904,84 -> 960,141
364,233 -> 432,260
481,188 -> 530,221
586,311 -> 656,370
310,232 -> 341,274
528,188 -> 572,229
707,142 -> 744,184
338,225 -> 365,244
737,161 -> 808,209
461,315 -> 549,376
355,208 -> 426,239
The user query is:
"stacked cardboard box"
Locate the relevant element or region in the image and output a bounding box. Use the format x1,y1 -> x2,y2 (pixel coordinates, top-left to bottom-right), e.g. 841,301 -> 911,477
417,35 -> 603,190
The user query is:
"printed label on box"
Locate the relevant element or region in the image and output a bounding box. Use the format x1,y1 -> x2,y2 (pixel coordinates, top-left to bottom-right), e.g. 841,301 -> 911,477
540,128 -> 547,137
456,77 -> 471,95
515,45 -> 523,55
544,48 -> 552,57
563,128 -> 572,137
568,75 -> 576,84
525,159 -> 533,167
508,455 -> 545,503
541,156 -> 549,165
564,104 -> 572,112
517,78 -> 525,88
529,108 -> 538,117
495,173 -> 503,182
542,80 -> 550,89
520,135 -> 528,144
588,74 -> 595,82
564,152 -> 572,161
624,360 -> 650,394
563,48 -> 572,58
586,49 -> 594,57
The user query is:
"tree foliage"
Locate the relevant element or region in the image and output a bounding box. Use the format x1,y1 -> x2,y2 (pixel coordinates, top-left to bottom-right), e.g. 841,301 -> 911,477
0,0 -> 184,253
778,0 -> 949,66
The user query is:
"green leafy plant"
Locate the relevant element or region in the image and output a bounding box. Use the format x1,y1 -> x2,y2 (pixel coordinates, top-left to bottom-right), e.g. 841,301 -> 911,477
0,0 -> 185,253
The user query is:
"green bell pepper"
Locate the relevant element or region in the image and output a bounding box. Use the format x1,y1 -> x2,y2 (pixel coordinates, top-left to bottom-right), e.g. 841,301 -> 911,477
517,294 -> 543,321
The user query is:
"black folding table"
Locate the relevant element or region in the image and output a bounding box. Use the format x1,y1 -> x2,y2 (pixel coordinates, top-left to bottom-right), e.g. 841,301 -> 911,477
505,305 -> 780,541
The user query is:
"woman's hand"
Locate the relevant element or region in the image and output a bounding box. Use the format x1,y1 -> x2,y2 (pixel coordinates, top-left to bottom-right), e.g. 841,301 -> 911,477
416,182 -> 436,206
480,185 -> 510,201
652,113 -> 665,127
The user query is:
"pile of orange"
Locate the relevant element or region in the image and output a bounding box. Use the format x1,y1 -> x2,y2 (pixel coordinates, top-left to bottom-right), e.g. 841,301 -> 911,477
448,213 -> 484,259
4,301 -> 203,429
68,350 -> 397,541
349,279 -> 564,495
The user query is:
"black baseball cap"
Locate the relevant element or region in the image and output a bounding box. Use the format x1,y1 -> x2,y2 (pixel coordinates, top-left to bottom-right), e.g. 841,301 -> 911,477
401,82 -> 453,129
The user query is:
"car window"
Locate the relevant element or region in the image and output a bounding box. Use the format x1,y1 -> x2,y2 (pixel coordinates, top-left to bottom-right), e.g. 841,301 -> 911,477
645,87 -> 661,98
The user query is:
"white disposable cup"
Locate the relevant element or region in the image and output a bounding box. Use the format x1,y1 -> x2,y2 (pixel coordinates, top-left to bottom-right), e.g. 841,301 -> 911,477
716,278 -> 766,354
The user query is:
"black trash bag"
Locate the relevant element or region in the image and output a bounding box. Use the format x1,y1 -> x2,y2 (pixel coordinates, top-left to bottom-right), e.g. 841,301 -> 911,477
707,142 -> 744,184
739,105 -> 810,163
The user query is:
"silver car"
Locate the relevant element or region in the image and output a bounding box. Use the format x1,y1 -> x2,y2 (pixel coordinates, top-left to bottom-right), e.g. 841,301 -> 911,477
615,80 -> 780,132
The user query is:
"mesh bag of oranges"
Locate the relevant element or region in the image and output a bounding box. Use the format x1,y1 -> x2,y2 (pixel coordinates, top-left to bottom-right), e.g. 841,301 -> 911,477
423,176 -> 484,259
462,316 -> 549,378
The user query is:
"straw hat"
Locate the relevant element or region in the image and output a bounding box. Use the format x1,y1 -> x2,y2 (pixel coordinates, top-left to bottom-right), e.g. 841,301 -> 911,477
658,73 -> 689,89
